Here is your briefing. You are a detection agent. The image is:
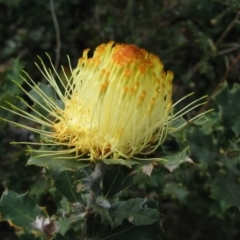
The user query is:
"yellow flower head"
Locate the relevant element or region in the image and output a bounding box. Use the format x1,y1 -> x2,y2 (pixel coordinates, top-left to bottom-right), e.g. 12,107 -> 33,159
52,42 -> 173,159
3,42 -> 205,161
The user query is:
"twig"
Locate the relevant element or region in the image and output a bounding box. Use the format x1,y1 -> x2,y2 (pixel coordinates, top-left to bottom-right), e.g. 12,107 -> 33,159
49,0 -> 61,70
215,45 -> 240,56
213,0 -> 240,14
216,11 -> 240,45
198,52 -> 240,114
185,61 -> 202,79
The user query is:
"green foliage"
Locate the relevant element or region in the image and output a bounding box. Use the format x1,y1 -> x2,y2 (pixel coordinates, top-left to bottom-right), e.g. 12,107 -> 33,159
161,147 -> 193,172
0,190 -> 46,231
102,168 -> 126,199
210,176 -> 240,211
214,82 -> 240,136
53,171 -> 82,203
102,159 -> 139,168
1,0 -> 240,239
0,58 -> 25,130
28,147 -> 89,174
110,198 -> 159,226
28,82 -> 60,115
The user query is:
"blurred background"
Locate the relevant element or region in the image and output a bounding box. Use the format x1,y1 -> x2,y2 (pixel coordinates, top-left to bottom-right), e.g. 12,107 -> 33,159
0,0 -> 240,239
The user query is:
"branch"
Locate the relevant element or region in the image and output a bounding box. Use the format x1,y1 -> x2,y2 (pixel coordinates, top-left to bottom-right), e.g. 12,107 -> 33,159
49,0 -> 61,70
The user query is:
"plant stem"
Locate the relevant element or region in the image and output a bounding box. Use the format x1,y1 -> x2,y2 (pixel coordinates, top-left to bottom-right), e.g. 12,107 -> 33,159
89,161 -> 108,204
82,162 -> 108,239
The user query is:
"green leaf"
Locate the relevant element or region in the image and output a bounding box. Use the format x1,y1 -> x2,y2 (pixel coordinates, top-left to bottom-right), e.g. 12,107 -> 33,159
130,149 -> 192,173
0,92 -> 15,130
27,147 -> 89,174
29,176 -> 49,200
110,198 -> 159,227
171,117 -> 187,130
19,233 -> 44,240
161,147 -> 193,172
133,173 -> 150,185
189,114 -> 211,126
214,82 -> 240,136
186,127 -> 217,167
0,190 -> 45,231
28,83 -> 59,115
170,112 -> 213,142
102,159 -> 139,168
210,176 -> 240,210
55,199 -> 86,236
102,169 -> 125,199
170,114 -> 210,139
56,219 -> 73,236
6,58 -> 25,94
53,171 -> 82,203
91,204 -> 113,225
163,182 -> 189,203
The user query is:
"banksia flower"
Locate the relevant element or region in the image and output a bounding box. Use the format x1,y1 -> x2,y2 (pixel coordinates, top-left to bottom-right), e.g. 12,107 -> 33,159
2,41 -> 205,161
